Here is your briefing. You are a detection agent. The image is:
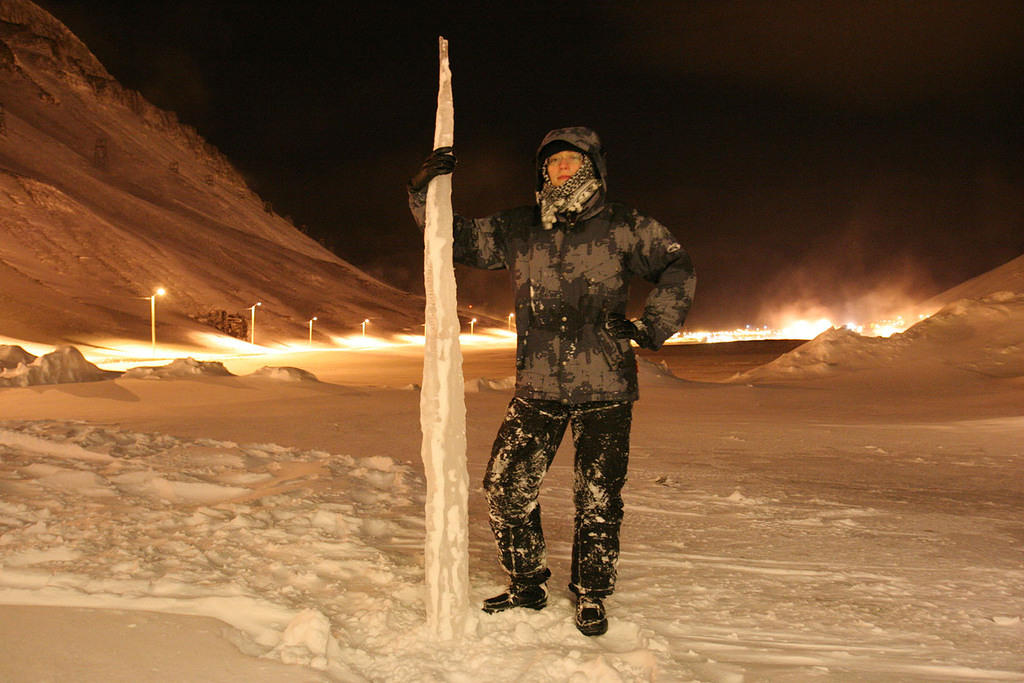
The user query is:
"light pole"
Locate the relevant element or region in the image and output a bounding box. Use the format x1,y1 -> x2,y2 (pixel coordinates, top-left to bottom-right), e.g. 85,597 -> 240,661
361,318 -> 369,336
470,318 -> 477,335
150,288 -> 166,355
248,302 -> 261,345
507,312 -> 514,330
308,316 -> 317,345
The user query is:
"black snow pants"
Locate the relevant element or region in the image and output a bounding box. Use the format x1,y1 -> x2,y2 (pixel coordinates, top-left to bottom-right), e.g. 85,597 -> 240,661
483,396 -> 633,598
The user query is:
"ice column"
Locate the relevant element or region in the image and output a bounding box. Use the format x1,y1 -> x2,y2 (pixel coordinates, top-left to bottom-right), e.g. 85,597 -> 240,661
420,36 -> 470,640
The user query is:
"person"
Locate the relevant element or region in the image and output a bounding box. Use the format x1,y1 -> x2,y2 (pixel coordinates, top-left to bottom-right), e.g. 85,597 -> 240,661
407,126 -> 695,636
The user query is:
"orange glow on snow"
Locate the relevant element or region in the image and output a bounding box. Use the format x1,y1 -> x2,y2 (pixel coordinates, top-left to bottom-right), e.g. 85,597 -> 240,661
3,305 -> 940,375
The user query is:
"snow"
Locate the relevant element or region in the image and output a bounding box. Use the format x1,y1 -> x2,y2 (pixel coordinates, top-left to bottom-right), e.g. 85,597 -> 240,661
250,366 -> 320,383
122,357 -> 234,379
418,35 -> 471,641
0,345 -> 37,369
0,345 -> 117,387
0,348 -> 324,386
1,292 -> 1022,679
463,376 -> 516,393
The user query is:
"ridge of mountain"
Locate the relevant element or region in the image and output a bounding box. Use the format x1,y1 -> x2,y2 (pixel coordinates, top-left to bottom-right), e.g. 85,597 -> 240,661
917,253 -> 1024,315
0,0 -> 434,348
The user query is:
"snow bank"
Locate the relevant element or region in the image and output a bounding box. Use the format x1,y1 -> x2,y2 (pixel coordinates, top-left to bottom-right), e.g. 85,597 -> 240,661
463,376 -> 515,393
248,366 -> 319,382
122,357 -> 234,379
0,346 -> 117,387
124,359 -> 319,382
736,292 -> 1024,383
637,356 -> 687,384
0,345 -> 37,370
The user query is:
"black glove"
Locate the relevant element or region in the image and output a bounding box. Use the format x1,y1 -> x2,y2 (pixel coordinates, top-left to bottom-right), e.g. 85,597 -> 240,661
408,146 -> 456,192
605,313 -> 654,349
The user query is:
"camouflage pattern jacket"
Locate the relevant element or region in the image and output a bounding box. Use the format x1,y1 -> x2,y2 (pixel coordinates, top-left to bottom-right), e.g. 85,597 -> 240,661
409,127 -> 696,404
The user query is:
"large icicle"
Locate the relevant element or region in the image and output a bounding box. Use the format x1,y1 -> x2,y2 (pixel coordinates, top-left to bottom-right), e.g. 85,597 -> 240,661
419,36 -> 470,640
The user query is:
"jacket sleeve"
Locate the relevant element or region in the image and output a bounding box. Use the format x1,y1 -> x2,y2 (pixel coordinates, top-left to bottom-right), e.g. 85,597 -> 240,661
626,211 -> 697,349
408,187 -> 508,270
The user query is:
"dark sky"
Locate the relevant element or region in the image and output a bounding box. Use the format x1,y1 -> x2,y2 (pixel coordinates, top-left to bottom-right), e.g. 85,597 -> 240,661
36,0 -> 1024,329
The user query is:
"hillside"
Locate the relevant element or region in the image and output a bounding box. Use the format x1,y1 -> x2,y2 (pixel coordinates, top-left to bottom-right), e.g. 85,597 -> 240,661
917,252 -> 1024,314
0,0 -> 435,349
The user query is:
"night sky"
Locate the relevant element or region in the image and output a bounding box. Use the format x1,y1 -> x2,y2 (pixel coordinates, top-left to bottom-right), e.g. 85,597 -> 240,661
36,0 -> 1024,329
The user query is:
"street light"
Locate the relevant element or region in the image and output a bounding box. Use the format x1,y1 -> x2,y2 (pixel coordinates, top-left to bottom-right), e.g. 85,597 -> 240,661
150,288 -> 165,355
308,316 -> 317,345
361,318 -> 370,336
507,312 -> 515,330
248,302 -> 261,345
470,317 -> 478,335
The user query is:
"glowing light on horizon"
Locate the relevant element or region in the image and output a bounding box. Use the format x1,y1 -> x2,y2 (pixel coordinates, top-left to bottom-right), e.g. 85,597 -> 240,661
331,332 -> 398,350
667,315 -> 921,345
9,304 -> 939,375
779,318 -> 834,339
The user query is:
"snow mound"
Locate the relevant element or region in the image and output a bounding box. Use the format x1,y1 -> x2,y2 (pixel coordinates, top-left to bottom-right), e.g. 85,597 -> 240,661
737,327 -> 900,380
638,356 -> 684,383
464,376 -> 515,393
736,292 -> 1024,383
0,345 -> 37,370
0,346 -> 117,387
122,358 -> 234,379
248,366 -> 319,382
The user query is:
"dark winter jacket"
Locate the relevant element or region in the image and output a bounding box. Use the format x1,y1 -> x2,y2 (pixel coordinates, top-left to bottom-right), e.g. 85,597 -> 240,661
409,126 -> 696,403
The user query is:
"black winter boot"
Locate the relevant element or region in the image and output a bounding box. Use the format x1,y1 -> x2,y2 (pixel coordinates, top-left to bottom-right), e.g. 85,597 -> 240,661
574,596 -> 608,636
481,583 -> 548,614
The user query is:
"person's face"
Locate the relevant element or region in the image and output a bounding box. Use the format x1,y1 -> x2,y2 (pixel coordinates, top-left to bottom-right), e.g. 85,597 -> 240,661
546,150 -> 584,187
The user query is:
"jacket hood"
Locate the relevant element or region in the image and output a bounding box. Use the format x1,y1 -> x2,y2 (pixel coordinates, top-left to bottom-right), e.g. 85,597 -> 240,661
535,127 -> 608,195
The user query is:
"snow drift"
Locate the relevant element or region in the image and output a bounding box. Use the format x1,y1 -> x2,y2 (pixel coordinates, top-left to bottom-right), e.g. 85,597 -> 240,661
122,358 -> 233,380
0,344 -> 37,369
735,291 -> 1024,383
249,366 -> 319,382
0,345 -> 324,385
0,345 -> 117,386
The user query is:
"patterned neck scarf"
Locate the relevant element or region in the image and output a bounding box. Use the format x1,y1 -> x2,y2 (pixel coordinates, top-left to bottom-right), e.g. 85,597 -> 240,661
536,154 -> 601,229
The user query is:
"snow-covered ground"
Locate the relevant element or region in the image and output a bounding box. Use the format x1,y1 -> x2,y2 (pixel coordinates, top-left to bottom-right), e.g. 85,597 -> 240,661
1,291 -> 1022,681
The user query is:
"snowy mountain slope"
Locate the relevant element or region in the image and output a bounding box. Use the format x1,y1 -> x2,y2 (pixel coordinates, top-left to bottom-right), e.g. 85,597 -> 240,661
0,0 -> 429,347
918,252 -> 1024,313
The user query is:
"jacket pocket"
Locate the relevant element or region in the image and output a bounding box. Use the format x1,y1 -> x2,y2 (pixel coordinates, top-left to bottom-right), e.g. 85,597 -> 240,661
595,324 -> 625,370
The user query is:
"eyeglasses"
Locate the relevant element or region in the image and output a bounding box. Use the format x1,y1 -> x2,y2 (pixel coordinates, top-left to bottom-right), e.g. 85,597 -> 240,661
546,151 -> 584,167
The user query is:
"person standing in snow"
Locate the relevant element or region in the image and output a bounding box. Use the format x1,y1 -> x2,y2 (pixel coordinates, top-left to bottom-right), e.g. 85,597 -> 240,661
407,127 -> 695,636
